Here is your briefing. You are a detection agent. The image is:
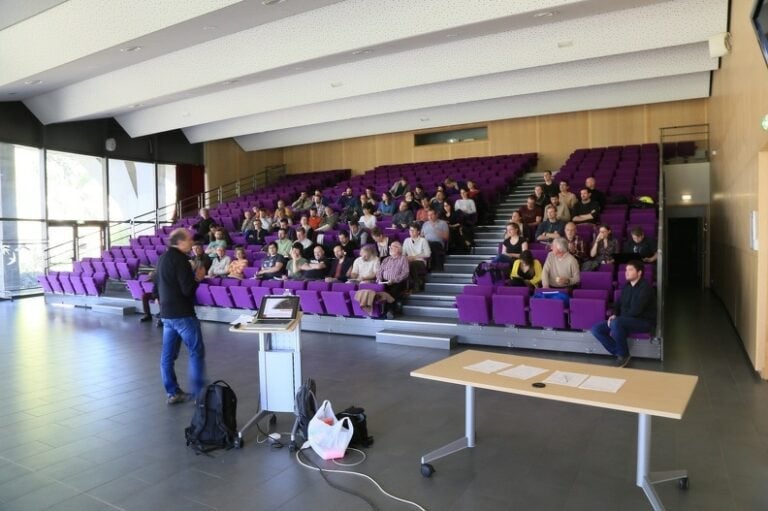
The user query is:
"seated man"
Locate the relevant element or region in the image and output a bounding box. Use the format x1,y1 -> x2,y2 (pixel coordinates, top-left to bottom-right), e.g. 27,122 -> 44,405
541,170 -> 559,199
571,188 -> 601,224
585,176 -> 606,210
275,228 -> 293,258
534,205 -> 565,244
337,231 -> 358,256
623,227 -> 658,263
591,260 -> 656,367
190,243 -> 212,274
421,209 -> 449,271
207,246 -> 231,277
300,245 -> 329,280
415,197 -> 432,222
256,242 -> 285,279
205,229 -> 228,255
325,245 -> 354,283
240,210 -> 256,233
192,207 -> 214,242
294,227 -> 315,260
389,176 -> 410,198
377,241 -> 410,318
541,238 -> 580,289
348,222 -> 367,247
277,217 -> 296,241
562,221 -> 587,263
315,206 -> 339,232
348,245 -> 380,283
291,191 -> 313,212
307,207 -> 322,230
402,223 -> 431,290
517,195 -> 543,234
391,200 -> 415,230
549,194 -> 570,222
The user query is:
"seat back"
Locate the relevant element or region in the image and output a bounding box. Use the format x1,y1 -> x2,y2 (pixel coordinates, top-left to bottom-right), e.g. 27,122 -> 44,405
579,271 -> 613,291
230,286 -> 256,309
295,289 -> 325,314
463,285 -> 494,297
529,297 -> 566,329
456,294 -> 490,325
210,285 -> 234,308
194,283 -> 215,306
125,280 -> 145,300
569,297 -> 607,330
491,294 -> 527,327
320,290 -> 353,316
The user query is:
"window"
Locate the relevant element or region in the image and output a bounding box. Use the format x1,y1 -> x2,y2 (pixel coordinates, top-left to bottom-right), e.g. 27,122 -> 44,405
46,150 -> 106,221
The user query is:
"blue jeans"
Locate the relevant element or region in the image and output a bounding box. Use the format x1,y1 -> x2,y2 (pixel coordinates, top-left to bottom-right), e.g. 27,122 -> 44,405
161,317 -> 206,397
590,317 -> 654,357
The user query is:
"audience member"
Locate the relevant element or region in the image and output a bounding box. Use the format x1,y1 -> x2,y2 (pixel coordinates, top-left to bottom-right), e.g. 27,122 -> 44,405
430,190 -> 447,213
443,201 -> 470,251
533,185 -> 549,209
285,246 -> 307,279
509,250 -> 542,289
624,227 -> 658,263
443,177 -> 461,196
558,181 -> 578,211
550,194 -> 571,222
454,188 -> 477,217
392,200 -> 415,229
190,243 -> 212,273
193,208 -> 214,241
370,227 -> 391,258
240,210 -> 256,233
275,228 -> 293,257
337,231 -> 358,256
541,171 -> 559,199
571,188 -> 601,224
324,245 -> 354,283
535,205 -> 566,243
226,246 -> 249,279
307,207 -> 322,230
518,195 -> 543,233
562,221 -> 587,263
348,221 -> 367,247
300,245 -> 329,280
541,238 -> 580,289
421,209 -> 449,271
298,214 -> 315,242
377,192 -> 396,216
277,217 -> 296,240
585,177 -> 606,209
493,222 -> 528,263
389,176 -> 410,198
315,206 -> 339,232
415,197 -> 432,222
257,242 -> 285,278
292,191 -> 313,212
376,241 -> 410,318
294,228 -> 315,259
401,191 -> 418,212
205,229 -> 228,255
402,223 -> 431,290
207,246 -> 231,277
582,224 -> 618,271
591,260 -> 656,367
348,245 -> 380,283
509,210 -> 530,240
358,204 -> 377,230
412,184 -> 427,202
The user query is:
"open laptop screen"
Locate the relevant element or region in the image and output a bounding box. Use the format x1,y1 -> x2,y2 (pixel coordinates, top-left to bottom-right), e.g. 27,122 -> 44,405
255,295 -> 300,321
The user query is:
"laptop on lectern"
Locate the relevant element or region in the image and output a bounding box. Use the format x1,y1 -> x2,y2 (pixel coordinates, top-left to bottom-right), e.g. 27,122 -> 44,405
252,295 -> 300,327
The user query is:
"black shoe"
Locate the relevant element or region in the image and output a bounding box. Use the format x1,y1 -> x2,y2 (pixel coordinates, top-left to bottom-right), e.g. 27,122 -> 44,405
139,315 -> 152,322
166,391 -> 192,405
615,355 -> 631,368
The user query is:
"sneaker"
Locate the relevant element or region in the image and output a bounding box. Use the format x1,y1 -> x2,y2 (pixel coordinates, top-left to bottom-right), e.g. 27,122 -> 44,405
166,391 -> 192,405
615,355 -> 632,368
139,315 -> 152,322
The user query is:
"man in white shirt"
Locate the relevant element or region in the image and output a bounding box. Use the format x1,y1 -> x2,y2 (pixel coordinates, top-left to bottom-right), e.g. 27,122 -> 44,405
421,209 -> 449,271
348,245 -> 380,283
402,223 -> 431,291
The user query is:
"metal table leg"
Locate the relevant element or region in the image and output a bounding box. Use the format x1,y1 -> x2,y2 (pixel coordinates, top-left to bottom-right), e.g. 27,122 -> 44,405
636,413 -> 689,511
420,385 -> 475,475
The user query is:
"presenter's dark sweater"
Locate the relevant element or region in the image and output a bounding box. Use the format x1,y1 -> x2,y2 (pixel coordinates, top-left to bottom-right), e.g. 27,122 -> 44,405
155,247 -> 198,319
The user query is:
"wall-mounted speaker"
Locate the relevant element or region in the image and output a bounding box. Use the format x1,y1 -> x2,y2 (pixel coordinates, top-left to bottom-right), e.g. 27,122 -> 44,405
708,32 -> 731,58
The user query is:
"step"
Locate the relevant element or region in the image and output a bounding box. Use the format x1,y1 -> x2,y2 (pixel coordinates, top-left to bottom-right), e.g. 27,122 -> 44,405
424,282 -> 469,294
375,329 -> 456,350
445,254 -> 491,262
405,292 -> 456,303
426,272 -> 474,283
91,303 -> 136,316
401,304 -> 458,318
472,247 -> 499,256
444,262 -> 480,273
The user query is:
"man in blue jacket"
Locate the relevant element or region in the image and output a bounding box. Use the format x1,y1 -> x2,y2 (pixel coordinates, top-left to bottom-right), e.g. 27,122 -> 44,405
590,260 -> 656,367
155,228 -> 207,404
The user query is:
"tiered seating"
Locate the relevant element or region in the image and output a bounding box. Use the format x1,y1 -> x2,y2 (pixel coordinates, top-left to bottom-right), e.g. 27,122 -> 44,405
38,271 -> 106,297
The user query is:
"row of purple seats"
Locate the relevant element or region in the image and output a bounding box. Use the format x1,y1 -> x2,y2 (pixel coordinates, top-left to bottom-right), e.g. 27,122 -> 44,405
73,259 -> 138,281
38,271 -> 106,296
193,279 -> 386,318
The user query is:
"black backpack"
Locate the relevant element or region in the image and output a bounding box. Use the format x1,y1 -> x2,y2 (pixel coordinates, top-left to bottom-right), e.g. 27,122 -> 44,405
336,406 -> 373,448
185,380 -> 238,454
294,378 -> 318,440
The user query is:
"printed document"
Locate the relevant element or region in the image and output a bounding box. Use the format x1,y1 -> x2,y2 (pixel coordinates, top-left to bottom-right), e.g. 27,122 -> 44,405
464,359 -> 513,374
543,370 -> 590,388
497,365 -> 548,380
578,375 -> 626,393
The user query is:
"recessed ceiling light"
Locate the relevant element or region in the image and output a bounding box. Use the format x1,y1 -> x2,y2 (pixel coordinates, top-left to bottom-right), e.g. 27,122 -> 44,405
24,80 -> 42,85
681,194 -> 692,202
262,0 -> 285,5
330,81 -> 343,88
533,11 -> 555,18
120,46 -> 142,53
352,49 -> 373,55
129,103 -> 143,109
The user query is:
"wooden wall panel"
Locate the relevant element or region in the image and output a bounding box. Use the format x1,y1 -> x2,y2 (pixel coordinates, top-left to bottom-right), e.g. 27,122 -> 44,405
283,144 -> 312,174
343,136 -> 377,174
413,143 -> 449,163
709,0 -> 768,375
538,111 -> 589,171
375,132 -> 412,166
589,105 -> 646,147
311,140 -> 344,171
488,117 -> 538,156
448,140 -> 489,159
646,99 -> 708,141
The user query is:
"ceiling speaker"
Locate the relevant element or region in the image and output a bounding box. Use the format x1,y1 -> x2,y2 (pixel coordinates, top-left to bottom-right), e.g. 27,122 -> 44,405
708,32 -> 731,58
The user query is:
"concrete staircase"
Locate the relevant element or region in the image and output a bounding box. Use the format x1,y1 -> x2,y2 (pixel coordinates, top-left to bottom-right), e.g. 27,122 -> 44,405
401,172 -> 546,320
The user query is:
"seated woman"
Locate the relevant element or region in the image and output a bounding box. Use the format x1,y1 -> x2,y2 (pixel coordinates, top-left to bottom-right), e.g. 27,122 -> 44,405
284,245 -> 308,280
509,250 -> 542,289
391,201 -> 415,230
492,223 -> 528,263
415,197 -> 432,222
442,201 -> 468,251
226,246 -> 249,279
358,204 -> 377,230
376,192 -> 397,217
370,227 -> 391,259
582,224 -> 618,271
402,191 -> 418,212
207,246 -> 231,277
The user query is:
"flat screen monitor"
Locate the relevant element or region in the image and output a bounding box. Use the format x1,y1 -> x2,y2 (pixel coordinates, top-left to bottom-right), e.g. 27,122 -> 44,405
753,0 -> 768,66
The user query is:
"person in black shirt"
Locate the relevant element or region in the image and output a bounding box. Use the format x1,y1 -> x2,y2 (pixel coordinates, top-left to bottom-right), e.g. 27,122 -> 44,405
541,171 -> 559,199
155,228 -> 206,404
623,227 -> 658,263
585,177 -> 606,209
591,260 -> 656,367
571,188 -> 601,224
300,245 -> 329,280
192,208 -> 214,242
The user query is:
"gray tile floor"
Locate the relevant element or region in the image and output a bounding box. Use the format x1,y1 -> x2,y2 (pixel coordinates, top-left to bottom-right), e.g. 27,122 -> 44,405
0,289 -> 766,510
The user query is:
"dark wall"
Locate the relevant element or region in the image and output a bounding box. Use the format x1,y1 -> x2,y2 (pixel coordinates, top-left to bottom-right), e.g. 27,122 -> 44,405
0,101 -> 203,165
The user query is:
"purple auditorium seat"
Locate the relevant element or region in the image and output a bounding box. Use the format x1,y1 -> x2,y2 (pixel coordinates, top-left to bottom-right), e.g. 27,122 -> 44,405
494,285 -> 530,304
241,279 -> 260,288
72,261 -> 84,274
261,279 -> 284,291
80,260 -> 95,275
295,289 -> 326,314
463,285 -> 494,297
92,260 -> 106,274
81,275 -> 101,296
210,286 -> 235,308
580,271 -> 613,291
572,289 -> 610,301
121,248 -> 135,259
250,286 -> 272,309
321,289 -> 353,316
48,274 -> 64,294
283,280 -> 307,293
230,286 -> 256,309
70,274 -> 87,295
116,262 -> 132,280
491,294 -> 527,326
456,294 -> 491,325
195,284 -> 215,306
569,298 -> 608,330
146,250 -> 160,266
134,248 -> 150,266
531,249 -> 548,265
220,278 -> 241,287
104,261 -> 120,280
60,274 -> 76,294
307,280 -> 331,292
37,275 -> 54,293
243,267 -> 259,279
140,281 -> 154,294
331,282 -> 356,293
126,280 -> 145,300
529,297 -> 566,329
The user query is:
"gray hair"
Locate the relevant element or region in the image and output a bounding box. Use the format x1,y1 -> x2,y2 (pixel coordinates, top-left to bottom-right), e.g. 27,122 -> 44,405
552,237 -> 568,253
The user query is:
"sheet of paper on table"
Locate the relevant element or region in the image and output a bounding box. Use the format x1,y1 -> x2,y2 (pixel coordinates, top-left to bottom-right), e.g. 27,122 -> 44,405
463,359 -> 513,374
578,375 -> 626,393
543,370 -> 590,388
497,364 -> 549,380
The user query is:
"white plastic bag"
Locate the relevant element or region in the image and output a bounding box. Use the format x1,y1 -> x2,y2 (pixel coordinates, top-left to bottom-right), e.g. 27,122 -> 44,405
307,400 -> 354,460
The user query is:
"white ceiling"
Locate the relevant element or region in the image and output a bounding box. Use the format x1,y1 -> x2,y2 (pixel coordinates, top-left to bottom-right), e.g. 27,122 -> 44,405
1,0 -> 728,151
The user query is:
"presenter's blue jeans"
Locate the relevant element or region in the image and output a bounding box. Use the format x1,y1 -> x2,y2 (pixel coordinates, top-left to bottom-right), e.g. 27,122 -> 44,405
590,317 -> 653,357
161,317 -> 206,397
